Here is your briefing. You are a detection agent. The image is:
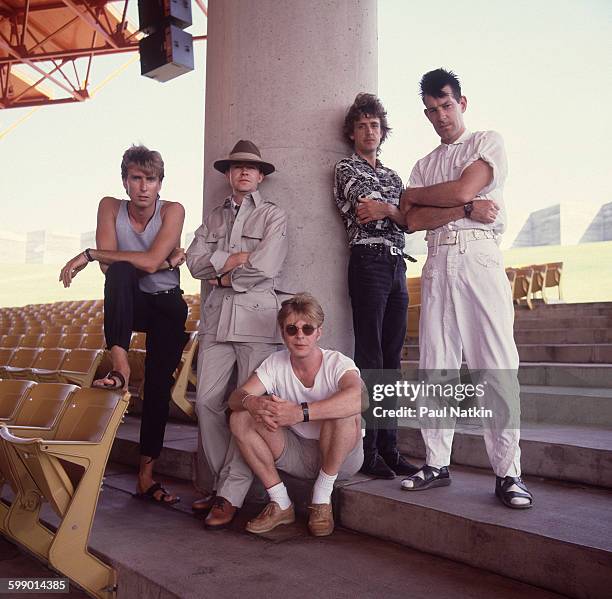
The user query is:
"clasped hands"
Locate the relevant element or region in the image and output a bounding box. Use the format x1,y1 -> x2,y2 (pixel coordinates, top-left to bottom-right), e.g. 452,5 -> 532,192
207,251 -> 250,287
244,394 -> 302,432
356,196 -> 391,224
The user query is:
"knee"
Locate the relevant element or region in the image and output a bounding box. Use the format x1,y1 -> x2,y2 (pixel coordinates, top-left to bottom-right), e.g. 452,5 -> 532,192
229,410 -> 255,438
321,415 -> 359,435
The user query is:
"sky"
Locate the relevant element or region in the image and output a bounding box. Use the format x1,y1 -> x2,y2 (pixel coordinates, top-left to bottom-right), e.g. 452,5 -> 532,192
1,0 -> 611,247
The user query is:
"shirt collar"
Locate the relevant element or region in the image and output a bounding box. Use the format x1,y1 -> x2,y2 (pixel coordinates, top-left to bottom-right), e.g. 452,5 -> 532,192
441,129 -> 471,147
351,152 -> 382,170
225,190 -> 263,210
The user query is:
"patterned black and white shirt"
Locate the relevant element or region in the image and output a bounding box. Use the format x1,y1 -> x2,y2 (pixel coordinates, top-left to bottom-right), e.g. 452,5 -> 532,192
334,153 -> 407,248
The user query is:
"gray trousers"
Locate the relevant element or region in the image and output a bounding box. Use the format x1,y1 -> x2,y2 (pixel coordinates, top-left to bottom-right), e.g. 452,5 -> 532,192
196,333 -> 279,507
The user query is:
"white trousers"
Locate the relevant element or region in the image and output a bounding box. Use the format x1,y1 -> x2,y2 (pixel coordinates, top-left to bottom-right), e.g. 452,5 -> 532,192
418,236 -> 521,478
196,334 -> 279,507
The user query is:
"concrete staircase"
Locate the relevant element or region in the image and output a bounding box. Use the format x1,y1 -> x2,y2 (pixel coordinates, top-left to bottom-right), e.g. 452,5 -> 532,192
5,302 -> 610,598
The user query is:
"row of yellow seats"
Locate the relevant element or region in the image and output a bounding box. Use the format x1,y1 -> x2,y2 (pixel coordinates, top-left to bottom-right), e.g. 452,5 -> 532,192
0,379 -> 129,599
0,348 -> 103,387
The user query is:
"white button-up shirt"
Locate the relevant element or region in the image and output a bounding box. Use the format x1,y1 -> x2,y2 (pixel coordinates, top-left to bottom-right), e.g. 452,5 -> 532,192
409,130 -> 508,235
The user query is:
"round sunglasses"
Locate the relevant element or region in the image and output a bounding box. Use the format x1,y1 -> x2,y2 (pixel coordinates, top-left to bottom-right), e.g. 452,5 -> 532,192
284,324 -> 318,336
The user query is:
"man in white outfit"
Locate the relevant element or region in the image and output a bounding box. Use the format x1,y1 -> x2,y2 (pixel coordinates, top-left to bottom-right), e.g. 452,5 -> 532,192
399,68 -> 532,508
228,293 -> 363,536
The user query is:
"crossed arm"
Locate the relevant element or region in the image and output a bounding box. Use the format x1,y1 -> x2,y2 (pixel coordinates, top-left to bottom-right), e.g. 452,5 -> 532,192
59,197 -> 185,287
228,370 -> 362,432
400,159 -> 498,232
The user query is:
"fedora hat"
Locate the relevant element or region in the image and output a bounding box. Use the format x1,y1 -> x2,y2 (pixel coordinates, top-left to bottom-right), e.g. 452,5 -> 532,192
213,140 -> 275,176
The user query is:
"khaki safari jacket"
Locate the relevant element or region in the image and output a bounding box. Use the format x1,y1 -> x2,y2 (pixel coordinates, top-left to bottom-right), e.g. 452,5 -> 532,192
186,190 -> 288,343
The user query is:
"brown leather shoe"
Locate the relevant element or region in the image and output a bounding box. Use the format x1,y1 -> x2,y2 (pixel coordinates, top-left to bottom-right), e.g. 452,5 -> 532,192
245,502 -> 295,534
204,496 -> 236,530
308,503 -> 334,537
191,492 -> 216,513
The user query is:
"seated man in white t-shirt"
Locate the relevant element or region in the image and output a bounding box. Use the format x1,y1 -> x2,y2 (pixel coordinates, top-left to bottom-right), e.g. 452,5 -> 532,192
228,293 -> 364,536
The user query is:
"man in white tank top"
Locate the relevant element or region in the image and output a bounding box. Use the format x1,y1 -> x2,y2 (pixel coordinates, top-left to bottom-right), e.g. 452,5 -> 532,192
399,69 -> 533,509
59,145 -> 188,506
228,293 -> 364,537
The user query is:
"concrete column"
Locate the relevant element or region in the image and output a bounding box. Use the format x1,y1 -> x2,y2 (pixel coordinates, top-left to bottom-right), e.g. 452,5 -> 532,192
201,0 -> 378,355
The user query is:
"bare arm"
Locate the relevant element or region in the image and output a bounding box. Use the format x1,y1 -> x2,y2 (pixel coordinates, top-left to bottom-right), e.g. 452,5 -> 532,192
403,200 -> 500,232
91,199 -> 184,272
59,198 -> 184,287
401,159 -> 493,208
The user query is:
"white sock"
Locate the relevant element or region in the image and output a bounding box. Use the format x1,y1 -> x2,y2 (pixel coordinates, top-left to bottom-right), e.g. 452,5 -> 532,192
267,482 -> 292,510
312,469 -> 338,504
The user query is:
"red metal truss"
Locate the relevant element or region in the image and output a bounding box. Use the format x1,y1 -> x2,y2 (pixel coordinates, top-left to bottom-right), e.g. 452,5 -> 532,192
0,0 -> 207,109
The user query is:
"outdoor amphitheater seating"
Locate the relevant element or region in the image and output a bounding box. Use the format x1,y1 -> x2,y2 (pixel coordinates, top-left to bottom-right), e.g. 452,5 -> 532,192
56,349 -> 104,387
59,333 -> 85,349
0,380 -> 36,422
545,261 -> 563,300
170,332 -> 198,419
0,348 -> 40,378
0,386 -> 129,599
5,348 -> 69,382
406,276 -> 421,338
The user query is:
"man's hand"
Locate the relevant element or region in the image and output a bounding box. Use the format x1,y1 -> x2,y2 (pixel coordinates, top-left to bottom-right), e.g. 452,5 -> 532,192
470,199 -> 499,224
59,252 -> 89,288
267,394 -> 303,428
167,247 -> 186,269
244,395 -> 277,418
356,196 -> 390,224
222,251 -> 250,273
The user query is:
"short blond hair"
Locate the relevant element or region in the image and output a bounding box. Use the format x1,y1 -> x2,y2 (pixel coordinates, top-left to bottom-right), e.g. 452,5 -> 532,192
277,293 -> 324,328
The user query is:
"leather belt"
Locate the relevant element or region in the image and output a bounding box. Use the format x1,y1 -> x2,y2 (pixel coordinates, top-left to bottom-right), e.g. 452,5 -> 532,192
352,243 -> 417,262
146,286 -> 182,296
426,229 -> 497,248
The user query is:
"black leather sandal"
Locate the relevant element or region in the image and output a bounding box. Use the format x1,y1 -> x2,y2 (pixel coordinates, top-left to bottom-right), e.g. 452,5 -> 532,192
495,476 -> 533,509
401,465 -> 451,491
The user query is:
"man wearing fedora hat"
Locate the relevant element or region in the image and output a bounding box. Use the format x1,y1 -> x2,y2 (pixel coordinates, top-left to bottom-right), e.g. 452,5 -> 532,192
186,140 -> 289,529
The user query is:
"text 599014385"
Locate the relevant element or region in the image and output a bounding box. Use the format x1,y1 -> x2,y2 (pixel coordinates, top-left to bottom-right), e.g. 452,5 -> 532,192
0,578 -> 69,594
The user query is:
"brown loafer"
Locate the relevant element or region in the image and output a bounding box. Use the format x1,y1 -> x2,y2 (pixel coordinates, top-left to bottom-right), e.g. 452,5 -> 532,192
192,492 -> 217,513
308,503 -> 334,537
204,496 -> 237,530
245,502 -> 295,534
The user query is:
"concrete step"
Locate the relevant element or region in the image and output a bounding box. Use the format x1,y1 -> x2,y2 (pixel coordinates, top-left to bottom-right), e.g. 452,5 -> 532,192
397,423 -> 612,488
513,327 -> 612,344
513,301 -> 612,319
514,315 -> 612,330
519,385 -> 612,427
5,470 -> 565,599
401,361 -> 612,389
402,344 -> 612,363
339,465 -> 612,599
110,415 -> 197,481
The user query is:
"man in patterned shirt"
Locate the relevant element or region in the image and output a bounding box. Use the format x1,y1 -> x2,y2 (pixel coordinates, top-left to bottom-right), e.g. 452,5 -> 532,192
333,93 -> 418,479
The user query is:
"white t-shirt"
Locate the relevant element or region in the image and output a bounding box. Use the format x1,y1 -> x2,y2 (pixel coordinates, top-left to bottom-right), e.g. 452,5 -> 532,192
409,130 -> 508,235
255,348 -> 359,439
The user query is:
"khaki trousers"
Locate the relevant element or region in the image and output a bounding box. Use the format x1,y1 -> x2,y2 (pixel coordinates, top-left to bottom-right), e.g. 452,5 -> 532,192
196,333 -> 279,507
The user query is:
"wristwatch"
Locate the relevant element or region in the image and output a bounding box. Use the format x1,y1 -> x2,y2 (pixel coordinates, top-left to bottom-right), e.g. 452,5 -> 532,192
301,402 -> 310,422
464,202 -> 474,218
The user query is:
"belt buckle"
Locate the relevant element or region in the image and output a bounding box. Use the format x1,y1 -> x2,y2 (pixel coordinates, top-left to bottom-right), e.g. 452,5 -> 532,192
390,246 -> 401,256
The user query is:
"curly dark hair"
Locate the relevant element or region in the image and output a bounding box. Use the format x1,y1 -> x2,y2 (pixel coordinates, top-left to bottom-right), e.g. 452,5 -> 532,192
420,68 -> 462,102
121,144 -> 164,181
342,93 -> 391,150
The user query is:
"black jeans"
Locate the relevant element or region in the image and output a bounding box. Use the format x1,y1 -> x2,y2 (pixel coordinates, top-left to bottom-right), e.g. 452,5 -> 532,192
348,246 -> 408,462
104,262 -> 188,459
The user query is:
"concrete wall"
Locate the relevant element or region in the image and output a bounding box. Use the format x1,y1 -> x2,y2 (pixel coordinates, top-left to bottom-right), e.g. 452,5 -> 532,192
202,0 -> 378,355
